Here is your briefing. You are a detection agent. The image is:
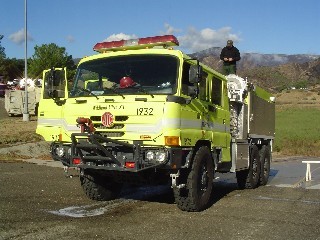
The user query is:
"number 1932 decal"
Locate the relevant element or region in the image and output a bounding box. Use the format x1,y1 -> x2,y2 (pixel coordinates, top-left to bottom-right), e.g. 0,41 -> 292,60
137,108 -> 154,115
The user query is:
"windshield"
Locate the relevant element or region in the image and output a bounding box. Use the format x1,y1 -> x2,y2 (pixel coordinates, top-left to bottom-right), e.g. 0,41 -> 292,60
70,54 -> 179,97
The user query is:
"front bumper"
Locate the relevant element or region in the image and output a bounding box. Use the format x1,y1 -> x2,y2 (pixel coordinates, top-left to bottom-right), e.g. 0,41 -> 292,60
50,141 -> 72,165
57,133 -> 187,172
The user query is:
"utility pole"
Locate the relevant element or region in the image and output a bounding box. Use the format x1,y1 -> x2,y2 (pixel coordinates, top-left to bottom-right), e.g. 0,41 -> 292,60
23,0 -> 29,121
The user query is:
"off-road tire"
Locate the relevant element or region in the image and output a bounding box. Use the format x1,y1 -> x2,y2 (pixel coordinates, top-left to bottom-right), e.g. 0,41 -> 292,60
260,145 -> 271,185
80,171 -> 123,201
236,145 -> 261,189
174,146 -> 214,212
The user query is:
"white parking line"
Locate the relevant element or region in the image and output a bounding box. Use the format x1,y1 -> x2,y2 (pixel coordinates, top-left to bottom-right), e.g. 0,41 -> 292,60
48,199 -> 136,218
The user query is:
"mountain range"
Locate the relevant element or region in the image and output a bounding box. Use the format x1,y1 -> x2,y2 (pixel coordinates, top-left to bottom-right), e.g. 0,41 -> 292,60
191,47 -> 320,92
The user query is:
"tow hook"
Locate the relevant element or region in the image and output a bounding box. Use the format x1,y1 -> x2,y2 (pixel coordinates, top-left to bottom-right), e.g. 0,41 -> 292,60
170,171 -> 186,189
63,166 -> 80,178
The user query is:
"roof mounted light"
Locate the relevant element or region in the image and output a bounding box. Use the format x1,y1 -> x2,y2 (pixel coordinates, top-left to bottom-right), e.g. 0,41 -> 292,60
93,35 -> 179,53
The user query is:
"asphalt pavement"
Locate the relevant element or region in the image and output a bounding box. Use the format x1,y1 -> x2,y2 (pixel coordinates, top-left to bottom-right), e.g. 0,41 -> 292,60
1,158 -> 320,240
24,154 -> 320,190
211,155 -> 320,191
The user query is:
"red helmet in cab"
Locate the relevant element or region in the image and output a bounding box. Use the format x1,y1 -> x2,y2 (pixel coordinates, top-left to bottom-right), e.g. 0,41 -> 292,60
120,77 -> 136,88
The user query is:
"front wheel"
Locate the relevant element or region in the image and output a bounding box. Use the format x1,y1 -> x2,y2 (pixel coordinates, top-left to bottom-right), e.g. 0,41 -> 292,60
174,146 -> 214,212
80,170 -> 123,201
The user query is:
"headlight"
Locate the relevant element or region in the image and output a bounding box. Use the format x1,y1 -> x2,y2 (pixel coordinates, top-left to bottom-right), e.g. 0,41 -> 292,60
145,150 -> 167,163
146,151 -> 155,161
155,152 -> 166,163
55,146 -> 65,157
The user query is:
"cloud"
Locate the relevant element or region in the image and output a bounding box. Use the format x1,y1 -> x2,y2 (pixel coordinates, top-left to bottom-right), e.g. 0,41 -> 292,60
103,33 -> 138,42
9,29 -> 34,45
160,23 -> 181,35
66,35 -> 75,43
102,24 -> 240,53
178,26 -> 241,53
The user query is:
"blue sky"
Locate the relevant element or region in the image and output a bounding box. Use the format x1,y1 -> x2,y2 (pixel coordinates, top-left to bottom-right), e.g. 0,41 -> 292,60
1,0 -> 319,59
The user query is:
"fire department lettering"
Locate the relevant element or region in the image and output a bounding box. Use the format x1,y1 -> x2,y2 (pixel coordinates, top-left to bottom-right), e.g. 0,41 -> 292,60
93,105 -> 124,110
101,112 -> 114,127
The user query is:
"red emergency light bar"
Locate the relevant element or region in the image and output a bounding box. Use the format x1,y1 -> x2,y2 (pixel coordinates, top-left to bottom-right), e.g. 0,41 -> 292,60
93,35 -> 179,53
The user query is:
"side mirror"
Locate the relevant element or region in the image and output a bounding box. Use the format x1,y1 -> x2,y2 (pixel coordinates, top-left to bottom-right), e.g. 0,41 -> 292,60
189,65 -> 198,83
189,65 -> 202,83
42,67 -> 67,101
188,86 -> 198,99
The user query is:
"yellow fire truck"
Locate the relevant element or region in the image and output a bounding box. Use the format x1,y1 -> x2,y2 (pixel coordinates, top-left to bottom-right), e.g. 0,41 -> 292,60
36,35 -> 275,212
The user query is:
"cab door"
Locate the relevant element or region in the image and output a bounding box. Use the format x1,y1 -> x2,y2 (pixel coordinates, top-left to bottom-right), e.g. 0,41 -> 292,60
208,76 -> 229,148
36,68 -> 68,141
199,75 -> 228,149
207,75 -> 231,162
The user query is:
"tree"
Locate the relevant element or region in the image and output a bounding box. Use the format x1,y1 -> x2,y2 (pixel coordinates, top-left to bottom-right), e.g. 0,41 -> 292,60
0,35 -> 5,59
0,58 -> 24,82
28,43 -> 76,79
0,35 -> 7,82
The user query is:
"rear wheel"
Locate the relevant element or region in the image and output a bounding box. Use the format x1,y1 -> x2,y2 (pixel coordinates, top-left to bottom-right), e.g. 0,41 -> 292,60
174,146 -> 214,212
80,170 -> 123,201
236,145 -> 261,189
260,145 -> 271,185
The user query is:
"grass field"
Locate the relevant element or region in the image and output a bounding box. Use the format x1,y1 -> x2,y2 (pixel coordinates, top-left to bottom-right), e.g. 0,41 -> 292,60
0,116 -> 41,146
274,107 -> 320,156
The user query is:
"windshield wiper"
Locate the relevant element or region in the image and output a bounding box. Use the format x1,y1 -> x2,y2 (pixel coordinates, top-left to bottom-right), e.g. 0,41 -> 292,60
105,88 -> 125,99
80,88 -> 99,99
134,87 -> 154,98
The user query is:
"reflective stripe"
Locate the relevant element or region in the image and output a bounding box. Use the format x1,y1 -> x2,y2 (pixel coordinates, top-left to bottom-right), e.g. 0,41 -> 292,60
127,118 -> 229,134
38,118 -> 229,134
126,118 -> 180,133
37,118 -> 80,132
204,121 -> 231,132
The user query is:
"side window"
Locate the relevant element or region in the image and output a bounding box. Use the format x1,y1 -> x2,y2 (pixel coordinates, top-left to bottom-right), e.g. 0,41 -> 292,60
43,69 -> 66,99
199,71 -> 208,101
211,76 -> 222,106
181,62 -> 208,100
181,62 -> 192,95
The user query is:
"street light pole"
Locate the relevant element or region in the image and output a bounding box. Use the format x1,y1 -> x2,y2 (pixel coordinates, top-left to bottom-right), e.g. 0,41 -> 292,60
23,0 -> 29,121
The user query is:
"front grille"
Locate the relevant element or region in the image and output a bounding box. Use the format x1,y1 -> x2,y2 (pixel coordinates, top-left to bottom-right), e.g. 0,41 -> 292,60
90,116 -> 101,121
95,124 -> 124,130
90,115 -> 128,135
90,115 -> 129,122
115,116 -> 129,121
98,132 -> 125,138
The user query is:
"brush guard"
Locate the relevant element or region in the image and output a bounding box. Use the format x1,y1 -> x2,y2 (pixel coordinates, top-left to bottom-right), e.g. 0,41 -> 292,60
69,117 -> 169,171
71,133 -> 170,172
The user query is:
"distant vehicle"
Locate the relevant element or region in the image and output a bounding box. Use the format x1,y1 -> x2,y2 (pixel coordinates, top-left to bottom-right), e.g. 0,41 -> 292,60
4,87 -> 41,116
4,78 -> 42,116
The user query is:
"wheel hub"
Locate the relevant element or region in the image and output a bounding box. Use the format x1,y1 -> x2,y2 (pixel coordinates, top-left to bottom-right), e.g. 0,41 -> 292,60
200,166 -> 208,191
